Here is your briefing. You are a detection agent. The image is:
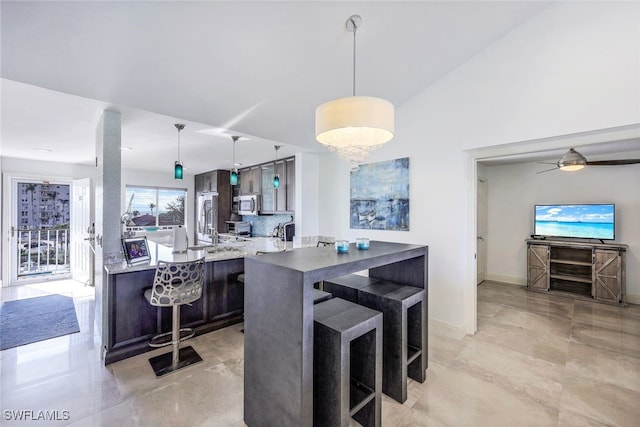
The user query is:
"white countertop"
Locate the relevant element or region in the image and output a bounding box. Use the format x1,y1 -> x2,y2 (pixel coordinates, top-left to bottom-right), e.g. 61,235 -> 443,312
105,237 -> 294,274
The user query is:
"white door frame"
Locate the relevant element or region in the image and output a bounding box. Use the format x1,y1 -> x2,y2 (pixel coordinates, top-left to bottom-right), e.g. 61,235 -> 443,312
476,177 -> 488,284
2,173 -> 77,286
465,123 -> 640,336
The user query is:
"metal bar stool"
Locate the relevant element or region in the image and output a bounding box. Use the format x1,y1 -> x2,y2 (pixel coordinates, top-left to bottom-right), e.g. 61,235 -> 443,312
144,257 -> 205,377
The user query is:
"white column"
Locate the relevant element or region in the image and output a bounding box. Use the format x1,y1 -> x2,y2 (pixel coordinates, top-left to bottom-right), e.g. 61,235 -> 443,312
94,109 -> 121,354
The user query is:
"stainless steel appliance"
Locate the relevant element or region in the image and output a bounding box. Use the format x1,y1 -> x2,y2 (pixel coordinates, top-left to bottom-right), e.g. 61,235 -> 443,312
226,221 -> 251,236
283,222 -> 295,242
235,194 -> 261,216
197,192 -> 218,244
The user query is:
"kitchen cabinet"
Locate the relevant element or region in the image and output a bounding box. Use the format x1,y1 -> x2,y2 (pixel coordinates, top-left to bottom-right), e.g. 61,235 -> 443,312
260,163 -> 275,214
285,158 -> 295,213
104,256 -> 244,364
239,166 -> 262,195
525,239 -> 627,305
195,172 -> 211,193
237,156 -> 294,214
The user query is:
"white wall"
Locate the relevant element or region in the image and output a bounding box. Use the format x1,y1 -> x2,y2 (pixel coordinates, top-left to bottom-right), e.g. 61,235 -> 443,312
295,152 -> 320,241
483,158 -> 640,301
316,1 -> 640,336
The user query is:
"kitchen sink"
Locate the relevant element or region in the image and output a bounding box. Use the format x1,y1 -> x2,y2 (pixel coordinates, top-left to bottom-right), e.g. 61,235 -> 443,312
188,244 -> 245,254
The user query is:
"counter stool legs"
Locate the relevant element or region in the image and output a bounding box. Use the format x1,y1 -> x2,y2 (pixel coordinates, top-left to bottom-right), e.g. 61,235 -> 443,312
148,305 -> 203,377
145,257 -> 206,377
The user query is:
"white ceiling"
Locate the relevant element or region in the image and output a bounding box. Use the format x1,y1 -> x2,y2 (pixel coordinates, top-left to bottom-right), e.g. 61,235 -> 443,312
6,1 -> 632,175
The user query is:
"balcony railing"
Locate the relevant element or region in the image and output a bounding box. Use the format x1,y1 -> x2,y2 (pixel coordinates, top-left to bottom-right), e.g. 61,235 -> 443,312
18,227 -> 70,278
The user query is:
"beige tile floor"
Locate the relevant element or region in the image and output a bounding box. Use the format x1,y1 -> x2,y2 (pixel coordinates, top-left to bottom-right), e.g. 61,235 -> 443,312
1,279 -> 639,426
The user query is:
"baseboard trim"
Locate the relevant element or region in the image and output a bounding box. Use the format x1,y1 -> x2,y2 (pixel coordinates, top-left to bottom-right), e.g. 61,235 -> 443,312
429,317 -> 467,340
625,294 -> 640,305
485,273 -> 526,286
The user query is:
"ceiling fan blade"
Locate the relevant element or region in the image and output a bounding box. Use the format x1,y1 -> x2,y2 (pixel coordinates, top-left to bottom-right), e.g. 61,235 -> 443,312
585,159 -> 640,166
536,167 -> 559,174
536,161 -> 558,165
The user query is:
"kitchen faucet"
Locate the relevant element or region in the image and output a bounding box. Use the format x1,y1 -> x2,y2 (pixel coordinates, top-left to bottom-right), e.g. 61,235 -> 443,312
211,227 -> 219,248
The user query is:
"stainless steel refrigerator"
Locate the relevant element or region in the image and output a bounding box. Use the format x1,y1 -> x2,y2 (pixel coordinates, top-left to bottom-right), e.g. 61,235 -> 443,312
196,191 -> 218,245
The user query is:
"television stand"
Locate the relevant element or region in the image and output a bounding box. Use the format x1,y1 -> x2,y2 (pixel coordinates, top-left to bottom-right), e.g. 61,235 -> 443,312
526,239 -> 627,306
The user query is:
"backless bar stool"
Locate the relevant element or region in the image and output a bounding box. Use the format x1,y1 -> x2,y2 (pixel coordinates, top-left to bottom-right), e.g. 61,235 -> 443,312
144,257 -> 205,377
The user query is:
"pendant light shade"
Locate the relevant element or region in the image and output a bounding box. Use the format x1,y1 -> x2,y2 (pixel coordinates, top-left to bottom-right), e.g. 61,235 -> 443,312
230,136 -> 240,185
315,15 -> 394,165
174,124 -> 185,180
174,161 -> 184,179
273,145 -> 281,188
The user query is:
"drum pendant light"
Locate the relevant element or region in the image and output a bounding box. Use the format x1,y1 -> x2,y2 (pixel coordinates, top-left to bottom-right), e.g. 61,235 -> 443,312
174,124 -> 185,180
315,15 -> 394,168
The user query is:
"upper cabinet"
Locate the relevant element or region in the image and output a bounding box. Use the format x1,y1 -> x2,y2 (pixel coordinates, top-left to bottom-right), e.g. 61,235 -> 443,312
238,157 -> 295,213
239,166 -> 262,195
285,158 -> 295,213
261,163 -> 276,214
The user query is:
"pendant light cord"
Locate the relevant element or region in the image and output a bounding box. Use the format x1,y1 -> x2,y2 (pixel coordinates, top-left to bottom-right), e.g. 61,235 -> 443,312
351,16 -> 357,97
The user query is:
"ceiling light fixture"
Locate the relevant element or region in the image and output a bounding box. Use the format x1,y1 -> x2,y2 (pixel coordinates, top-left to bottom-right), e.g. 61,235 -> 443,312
273,145 -> 281,188
558,148 -> 586,171
230,136 -> 240,185
174,124 -> 185,180
315,14 -> 395,169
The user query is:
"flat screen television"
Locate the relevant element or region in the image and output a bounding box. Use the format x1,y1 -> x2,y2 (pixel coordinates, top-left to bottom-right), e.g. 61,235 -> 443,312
534,204 -> 615,240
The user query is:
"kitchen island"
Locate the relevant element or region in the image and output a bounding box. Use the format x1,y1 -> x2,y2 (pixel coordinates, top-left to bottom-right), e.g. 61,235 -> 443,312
243,241 -> 428,427
103,238 -> 279,364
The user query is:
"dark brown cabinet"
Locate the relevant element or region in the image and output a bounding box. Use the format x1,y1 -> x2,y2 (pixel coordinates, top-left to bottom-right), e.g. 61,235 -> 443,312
105,258 -> 245,364
526,239 -> 627,305
238,157 -> 295,213
239,166 -> 262,195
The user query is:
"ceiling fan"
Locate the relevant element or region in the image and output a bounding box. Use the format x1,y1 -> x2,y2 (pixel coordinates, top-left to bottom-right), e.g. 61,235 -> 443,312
537,148 -> 640,173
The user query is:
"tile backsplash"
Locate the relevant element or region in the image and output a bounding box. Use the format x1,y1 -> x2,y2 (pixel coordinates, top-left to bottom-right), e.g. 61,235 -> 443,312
243,214 -> 294,237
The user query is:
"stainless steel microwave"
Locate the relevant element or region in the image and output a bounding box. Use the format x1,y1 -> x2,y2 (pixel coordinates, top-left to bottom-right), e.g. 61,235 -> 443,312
235,194 -> 261,216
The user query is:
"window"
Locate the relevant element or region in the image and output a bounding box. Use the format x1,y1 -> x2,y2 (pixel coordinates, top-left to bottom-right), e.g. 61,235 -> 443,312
125,186 -> 186,227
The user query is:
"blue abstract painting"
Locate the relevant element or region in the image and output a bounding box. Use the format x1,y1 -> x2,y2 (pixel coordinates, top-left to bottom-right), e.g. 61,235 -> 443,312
350,157 -> 409,230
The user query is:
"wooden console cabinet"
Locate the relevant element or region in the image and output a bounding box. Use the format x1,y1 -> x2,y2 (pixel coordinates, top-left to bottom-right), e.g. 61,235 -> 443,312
526,239 -> 627,305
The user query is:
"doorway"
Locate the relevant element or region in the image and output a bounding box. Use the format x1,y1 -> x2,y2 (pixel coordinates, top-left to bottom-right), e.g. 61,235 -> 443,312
5,176 -> 93,286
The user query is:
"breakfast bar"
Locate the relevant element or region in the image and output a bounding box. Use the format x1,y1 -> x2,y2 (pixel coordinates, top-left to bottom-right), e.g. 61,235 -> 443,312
243,241 -> 428,427
103,240 -> 252,364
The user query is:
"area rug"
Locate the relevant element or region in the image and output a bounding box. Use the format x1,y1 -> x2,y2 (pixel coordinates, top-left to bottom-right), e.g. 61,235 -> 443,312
0,294 -> 80,350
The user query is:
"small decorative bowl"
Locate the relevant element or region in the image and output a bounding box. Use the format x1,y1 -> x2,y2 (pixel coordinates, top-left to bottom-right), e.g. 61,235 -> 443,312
356,238 -> 370,250
335,240 -> 350,253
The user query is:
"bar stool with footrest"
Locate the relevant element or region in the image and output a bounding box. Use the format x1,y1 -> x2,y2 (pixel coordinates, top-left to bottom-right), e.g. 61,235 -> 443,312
314,297 -> 382,427
144,257 -> 205,377
323,274 -> 427,403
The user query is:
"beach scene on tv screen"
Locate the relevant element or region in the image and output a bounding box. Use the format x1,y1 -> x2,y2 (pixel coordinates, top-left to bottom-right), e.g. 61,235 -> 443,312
535,205 -> 614,239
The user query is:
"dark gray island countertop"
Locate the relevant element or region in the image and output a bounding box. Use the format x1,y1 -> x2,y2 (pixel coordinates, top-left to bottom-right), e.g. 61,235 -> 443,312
243,240 -> 428,427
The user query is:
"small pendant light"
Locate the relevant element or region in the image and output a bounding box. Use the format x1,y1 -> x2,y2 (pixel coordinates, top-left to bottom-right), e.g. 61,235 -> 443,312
273,145 -> 281,188
230,136 -> 240,185
174,124 -> 185,180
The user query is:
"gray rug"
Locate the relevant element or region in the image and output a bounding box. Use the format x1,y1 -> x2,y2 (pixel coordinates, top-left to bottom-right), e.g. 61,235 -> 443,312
0,294 -> 80,350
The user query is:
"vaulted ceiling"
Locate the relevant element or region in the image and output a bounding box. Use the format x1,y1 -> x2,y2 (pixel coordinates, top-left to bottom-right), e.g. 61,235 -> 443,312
1,1 -> 582,174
